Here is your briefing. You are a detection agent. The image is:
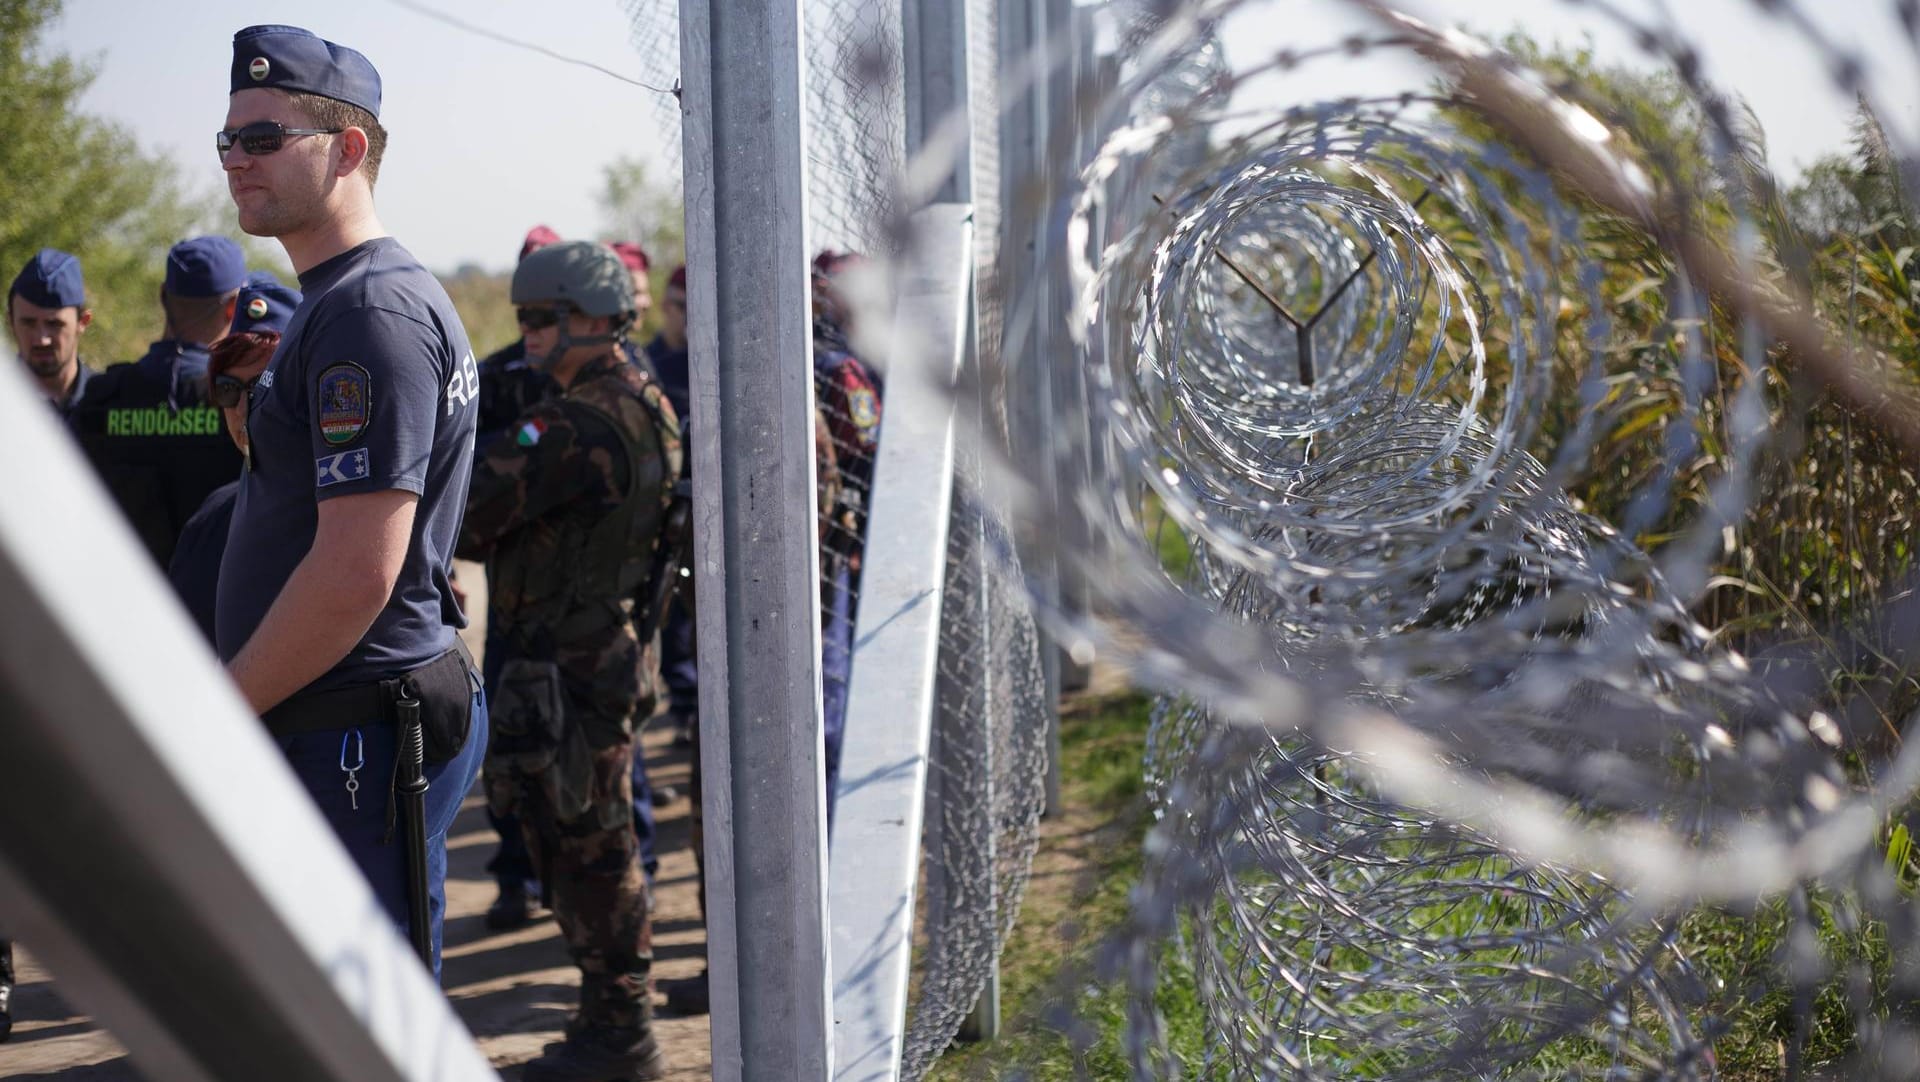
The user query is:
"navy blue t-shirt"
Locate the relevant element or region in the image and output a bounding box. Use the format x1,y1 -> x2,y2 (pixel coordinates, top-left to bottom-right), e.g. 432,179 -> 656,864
643,334 -> 690,421
215,237 -> 479,692
168,478 -> 239,645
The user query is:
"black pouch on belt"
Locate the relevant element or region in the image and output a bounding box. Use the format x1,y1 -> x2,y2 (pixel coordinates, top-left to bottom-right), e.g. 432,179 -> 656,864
384,643 -> 477,765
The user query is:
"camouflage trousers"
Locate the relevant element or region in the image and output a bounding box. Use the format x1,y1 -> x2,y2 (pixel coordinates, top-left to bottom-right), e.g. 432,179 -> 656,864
486,657 -> 653,1028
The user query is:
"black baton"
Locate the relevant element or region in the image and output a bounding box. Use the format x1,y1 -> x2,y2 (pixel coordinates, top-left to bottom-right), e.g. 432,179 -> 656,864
395,687 -> 434,966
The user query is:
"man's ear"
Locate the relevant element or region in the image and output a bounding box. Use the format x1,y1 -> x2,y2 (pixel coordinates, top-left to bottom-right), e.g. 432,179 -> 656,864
77,308 -> 94,332
337,127 -> 370,177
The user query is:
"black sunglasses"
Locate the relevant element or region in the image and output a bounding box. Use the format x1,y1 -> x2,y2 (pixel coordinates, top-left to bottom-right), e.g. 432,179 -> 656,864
515,305 -> 568,330
216,121 -> 343,159
210,372 -> 261,409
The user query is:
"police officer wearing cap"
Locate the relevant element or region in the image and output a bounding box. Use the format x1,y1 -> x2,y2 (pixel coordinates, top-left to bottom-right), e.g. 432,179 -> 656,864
216,24 -> 485,977
69,236 -> 249,568
167,276 -> 302,644
8,248 -> 95,415
3,244 -> 99,1036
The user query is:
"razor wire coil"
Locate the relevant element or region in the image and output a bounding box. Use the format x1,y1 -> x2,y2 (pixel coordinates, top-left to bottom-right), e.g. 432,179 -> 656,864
959,1 -> 1920,1077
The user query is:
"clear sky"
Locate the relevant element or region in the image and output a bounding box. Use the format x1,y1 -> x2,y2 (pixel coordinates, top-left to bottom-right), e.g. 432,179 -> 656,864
45,0 -> 1920,274
47,0 -> 678,275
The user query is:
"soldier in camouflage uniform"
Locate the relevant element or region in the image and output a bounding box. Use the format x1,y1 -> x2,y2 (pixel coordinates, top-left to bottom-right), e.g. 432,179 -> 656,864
456,241 -> 679,1082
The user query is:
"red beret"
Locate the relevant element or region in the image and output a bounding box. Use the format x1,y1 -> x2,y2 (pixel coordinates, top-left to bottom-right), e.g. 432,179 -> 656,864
519,225 -> 560,262
667,265 -> 687,291
811,249 -> 864,278
609,241 -> 650,274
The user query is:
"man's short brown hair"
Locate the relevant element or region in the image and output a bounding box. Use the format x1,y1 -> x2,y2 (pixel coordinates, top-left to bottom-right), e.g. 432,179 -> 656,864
283,91 -> 388,188
162,287 -> 241,345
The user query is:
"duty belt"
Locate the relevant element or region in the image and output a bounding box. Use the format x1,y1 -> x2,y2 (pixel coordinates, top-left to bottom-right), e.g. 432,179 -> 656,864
261,638 -> 475,738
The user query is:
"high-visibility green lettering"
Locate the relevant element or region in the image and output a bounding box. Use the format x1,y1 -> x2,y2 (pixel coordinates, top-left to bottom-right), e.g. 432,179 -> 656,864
105,406 -> 223,438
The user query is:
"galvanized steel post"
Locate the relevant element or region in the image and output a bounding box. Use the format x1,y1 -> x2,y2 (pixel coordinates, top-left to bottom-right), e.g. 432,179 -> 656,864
679,1 -> 834,1079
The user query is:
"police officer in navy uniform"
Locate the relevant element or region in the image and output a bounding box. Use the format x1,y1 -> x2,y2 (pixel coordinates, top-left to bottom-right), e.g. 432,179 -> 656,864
167,276 -> 302,644
5,246 -> 99,1037
69,236 -> 249,568
8,248 -> 95,415
215,24 -> 485,977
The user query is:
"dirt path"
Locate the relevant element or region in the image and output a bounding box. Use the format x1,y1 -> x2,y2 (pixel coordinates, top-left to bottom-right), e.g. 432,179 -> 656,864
0,562 -> 713,1079
0,725 -> 711,1081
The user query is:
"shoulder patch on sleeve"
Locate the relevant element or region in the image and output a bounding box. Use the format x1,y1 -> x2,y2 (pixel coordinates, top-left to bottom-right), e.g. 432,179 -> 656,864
316,448 -> 370,488
849,386 -> 880,431
316,362 -> 371,445
516,417 -> 549,447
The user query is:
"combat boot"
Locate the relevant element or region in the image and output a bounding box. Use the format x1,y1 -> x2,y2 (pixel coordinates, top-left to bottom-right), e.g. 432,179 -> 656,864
522,1020 -> 665,1081
0,940 -> 13,1043
662,970 -> 709,1016
485,881 -> 538,931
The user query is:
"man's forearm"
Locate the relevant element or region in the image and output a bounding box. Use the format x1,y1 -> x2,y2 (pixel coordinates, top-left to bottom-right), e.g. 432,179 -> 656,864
228,553 -> 389,713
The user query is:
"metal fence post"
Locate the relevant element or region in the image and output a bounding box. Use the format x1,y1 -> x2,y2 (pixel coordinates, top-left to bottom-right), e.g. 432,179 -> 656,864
680,1 -> 833,1079
996,0 -> 1071,821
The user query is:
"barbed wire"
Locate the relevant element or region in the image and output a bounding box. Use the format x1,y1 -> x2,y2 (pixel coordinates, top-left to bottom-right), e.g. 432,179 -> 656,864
908,0 -> 1920,1077
390,0 -> 679,95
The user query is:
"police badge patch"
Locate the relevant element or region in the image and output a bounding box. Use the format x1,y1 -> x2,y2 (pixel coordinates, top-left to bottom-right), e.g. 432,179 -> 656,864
317,362 -> 371,445
849,386 -> 880,432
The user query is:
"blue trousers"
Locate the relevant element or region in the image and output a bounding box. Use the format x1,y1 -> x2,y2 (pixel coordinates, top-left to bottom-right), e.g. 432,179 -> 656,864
482,629 -> 658,888
661,593 -> 698,717
275,686 -> 488,981
821,561 -> 853,833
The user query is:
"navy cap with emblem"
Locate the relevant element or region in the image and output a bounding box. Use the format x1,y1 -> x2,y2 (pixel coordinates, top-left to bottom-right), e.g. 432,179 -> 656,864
232,279 -> 302,336
10,248 -> 86,310
165,236 -> 248,298
230,24 -> 382,119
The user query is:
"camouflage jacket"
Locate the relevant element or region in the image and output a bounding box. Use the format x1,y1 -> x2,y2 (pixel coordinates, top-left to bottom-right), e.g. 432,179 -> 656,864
458,352 -> 681,721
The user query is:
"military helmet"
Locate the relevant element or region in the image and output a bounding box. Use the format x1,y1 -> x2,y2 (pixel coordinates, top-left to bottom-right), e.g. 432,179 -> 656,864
511,240 -> 636,320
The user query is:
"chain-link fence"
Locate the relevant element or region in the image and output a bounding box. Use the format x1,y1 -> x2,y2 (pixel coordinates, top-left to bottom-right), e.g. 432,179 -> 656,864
623,2 -> 1052,1076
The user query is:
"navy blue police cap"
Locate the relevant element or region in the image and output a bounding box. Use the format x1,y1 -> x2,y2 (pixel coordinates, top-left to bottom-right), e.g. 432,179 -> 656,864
232,279 -> 302,337
230,25 -> 382,119
165,236 -> 248,298
10,248 -> 86,310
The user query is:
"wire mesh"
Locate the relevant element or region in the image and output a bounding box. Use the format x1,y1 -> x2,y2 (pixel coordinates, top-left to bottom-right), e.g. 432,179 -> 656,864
622,2 -> 1051,1075
621,0 -> 684,188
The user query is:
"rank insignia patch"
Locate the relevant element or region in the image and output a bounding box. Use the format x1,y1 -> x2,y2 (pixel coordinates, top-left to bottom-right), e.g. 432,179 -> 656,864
315,448 -> 369,488
317,362 -> 371,445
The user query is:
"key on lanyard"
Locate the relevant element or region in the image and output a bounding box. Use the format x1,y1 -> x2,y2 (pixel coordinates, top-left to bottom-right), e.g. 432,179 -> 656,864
340,729 -> 365,811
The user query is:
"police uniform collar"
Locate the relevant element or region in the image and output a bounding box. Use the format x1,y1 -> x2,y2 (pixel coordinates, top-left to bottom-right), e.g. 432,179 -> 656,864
295,236 -> 387,288
59,362 -> 95,411
138,338 -> 210,369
